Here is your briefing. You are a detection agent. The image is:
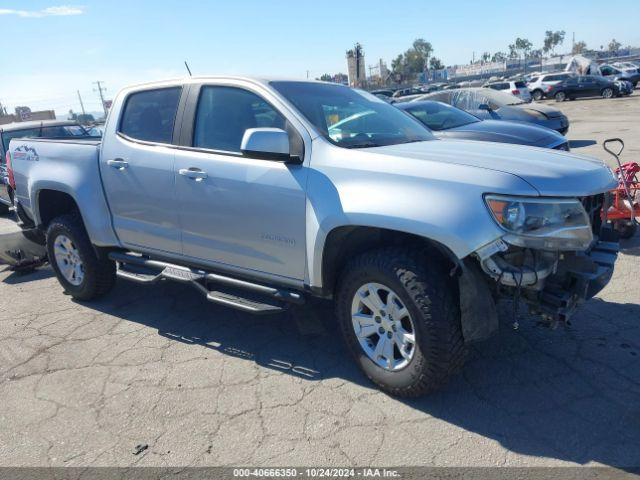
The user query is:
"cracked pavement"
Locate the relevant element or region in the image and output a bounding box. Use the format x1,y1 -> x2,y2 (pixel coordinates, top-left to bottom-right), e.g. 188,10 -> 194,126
1,95 -> 639,468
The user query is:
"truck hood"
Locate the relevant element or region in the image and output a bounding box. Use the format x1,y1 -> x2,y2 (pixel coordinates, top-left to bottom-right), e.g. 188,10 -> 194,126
368,140 -> 616,196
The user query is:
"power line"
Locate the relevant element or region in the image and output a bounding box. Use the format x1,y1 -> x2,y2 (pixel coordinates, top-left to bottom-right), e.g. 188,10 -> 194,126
77,90 -> 86,116
93,81 -> 107,117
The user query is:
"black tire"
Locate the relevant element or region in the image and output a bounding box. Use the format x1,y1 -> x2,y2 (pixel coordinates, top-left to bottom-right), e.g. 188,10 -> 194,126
614,221 -> 637,239
0,202 -> 9,215
46,214 -> 116,300
555,91 -> 566,102
335,247 -> 466,397
532,89 -> 543,101
602,88 -> 614,99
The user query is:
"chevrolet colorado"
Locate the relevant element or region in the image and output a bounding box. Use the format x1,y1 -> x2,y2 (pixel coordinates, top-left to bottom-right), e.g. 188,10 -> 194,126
9,78 -> 619,396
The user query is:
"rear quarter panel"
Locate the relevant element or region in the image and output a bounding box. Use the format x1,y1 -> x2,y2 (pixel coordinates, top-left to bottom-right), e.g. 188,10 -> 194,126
10,139 -> 119,246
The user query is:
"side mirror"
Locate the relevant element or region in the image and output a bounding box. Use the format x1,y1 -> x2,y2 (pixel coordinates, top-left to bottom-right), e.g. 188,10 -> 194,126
478,103 -> 492,111
241,128 -> 293,162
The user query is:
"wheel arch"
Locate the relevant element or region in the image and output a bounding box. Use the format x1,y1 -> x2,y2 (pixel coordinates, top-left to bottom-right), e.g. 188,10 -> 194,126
35,187 -> 81,228
318,225 -> 460,298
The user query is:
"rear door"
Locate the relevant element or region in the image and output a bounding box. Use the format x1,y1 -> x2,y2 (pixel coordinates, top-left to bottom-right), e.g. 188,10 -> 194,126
581,77 -> 599,96
0,134 -> 8,205
100,85 -> 185,254
172,82 -> 309,281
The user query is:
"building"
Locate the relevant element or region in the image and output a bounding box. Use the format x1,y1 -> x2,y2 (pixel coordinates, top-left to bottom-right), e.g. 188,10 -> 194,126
0,106 -> 56,126
346,43 -> 366,87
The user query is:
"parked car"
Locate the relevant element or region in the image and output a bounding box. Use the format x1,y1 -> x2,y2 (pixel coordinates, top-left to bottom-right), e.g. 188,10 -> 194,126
397,100 -> 569,150
10,78 -> 618,397
614,79 -> 634,96
0,120 -> 90,214
370,89 -> 394,98
612,61 -> 640,73
419,88 -> 570,134
526,72 -> 574,101
484,80 -> 532,102
548,76 -> 620,102
392,87 -> 423,98
599,64 -> 640,87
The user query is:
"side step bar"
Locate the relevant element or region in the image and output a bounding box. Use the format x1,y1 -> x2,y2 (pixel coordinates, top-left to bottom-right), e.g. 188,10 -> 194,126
108,252 -> 304,315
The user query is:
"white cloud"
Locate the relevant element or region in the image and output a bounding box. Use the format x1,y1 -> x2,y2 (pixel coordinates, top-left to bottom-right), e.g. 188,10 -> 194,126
0,5 -> 84,18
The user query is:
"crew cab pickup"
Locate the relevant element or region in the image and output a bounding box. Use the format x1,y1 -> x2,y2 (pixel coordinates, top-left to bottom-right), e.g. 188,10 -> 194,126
9,77 -> 619,396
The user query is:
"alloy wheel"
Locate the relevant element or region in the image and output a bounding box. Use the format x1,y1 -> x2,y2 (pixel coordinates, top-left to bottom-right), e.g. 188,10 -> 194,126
53,234 -> 85,286
350,282 -> 416,371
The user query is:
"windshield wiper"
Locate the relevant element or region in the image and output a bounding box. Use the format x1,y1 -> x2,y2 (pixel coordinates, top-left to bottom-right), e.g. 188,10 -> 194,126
344,142 -> 380,149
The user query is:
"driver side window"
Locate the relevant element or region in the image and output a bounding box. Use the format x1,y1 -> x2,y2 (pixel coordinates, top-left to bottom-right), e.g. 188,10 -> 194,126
193,86 -> 286,153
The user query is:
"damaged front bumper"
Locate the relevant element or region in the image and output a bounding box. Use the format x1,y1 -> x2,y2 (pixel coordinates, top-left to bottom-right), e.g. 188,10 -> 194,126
479,228 -> 618,323
459,228 -> 619,343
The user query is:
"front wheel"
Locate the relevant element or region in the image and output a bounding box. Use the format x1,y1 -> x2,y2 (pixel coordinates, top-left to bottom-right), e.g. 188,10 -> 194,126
532,90 -> 543,101
614,220 -> 637,239
335,247 -> 466,397
555,91 -> 566,102
602,88 -> 614,99
46,214 -> 116,300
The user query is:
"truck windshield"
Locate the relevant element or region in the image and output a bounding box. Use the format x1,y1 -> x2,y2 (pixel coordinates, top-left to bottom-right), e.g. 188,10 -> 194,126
2,125 -> 88,152
271,81 -> 433,148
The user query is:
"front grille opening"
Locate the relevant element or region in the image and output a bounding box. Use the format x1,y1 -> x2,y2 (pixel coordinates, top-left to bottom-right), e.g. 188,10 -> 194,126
580,194 -> 604,235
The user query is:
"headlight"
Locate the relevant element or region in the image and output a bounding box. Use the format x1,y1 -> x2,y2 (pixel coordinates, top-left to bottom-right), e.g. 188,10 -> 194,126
485,195 -> 593,250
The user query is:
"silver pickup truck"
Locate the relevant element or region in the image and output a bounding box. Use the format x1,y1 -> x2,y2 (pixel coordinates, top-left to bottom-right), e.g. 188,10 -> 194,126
9,77 -> 619,396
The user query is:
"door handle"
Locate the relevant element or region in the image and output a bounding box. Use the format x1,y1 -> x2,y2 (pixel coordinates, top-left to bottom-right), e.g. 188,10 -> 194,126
178,168 -> 208,181
107,159 -> 129,170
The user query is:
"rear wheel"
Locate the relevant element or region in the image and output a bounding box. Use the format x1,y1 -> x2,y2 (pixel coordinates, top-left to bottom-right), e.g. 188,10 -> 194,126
602,88 -> 614,99
555,91 -> 566,102
335,247 -> 466,397
532,89 -> 543,101
46,214 -> 116,300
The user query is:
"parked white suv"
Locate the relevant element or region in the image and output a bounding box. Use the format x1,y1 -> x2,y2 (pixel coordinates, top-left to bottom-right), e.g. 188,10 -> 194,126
527,72 -> 573,101
484,80 -> 531,102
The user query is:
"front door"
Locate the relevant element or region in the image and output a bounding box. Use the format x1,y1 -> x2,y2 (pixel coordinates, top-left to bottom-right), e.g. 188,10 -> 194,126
100,86 -> 183,254
174,85 -> 308,281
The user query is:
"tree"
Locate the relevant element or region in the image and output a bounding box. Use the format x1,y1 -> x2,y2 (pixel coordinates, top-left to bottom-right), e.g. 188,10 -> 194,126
543,30 -> 565,57
572,41 -> 587,54
318,74 -> 333,82
391,54 -> 404,75
529,48 -> 543,59
608,38 -> 622,53
390,38 -> 434,78
480,52 -> 491,62
429,57 -> 444,70
515,38 -> 533,58
412,39 -> 433,65
491,51 -> 507,62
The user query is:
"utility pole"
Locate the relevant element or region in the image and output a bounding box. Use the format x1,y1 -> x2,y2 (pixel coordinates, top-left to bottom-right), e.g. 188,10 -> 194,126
93,81 -> 107,117
572,32 -> 575,54
77,90 -> 86,116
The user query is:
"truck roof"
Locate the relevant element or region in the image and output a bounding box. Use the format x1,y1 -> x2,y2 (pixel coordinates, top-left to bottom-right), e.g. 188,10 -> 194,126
120,76 -> 337,90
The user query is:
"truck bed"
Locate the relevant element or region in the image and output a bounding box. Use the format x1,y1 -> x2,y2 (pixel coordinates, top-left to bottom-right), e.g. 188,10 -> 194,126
9,137 -> 119,247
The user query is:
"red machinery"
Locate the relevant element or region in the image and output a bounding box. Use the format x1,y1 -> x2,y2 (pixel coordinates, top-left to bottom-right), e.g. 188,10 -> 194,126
603,138 -> 639,239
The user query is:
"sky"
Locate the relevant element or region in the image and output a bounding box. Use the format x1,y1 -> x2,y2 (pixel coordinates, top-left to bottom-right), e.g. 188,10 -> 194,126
1,0 -> 639,115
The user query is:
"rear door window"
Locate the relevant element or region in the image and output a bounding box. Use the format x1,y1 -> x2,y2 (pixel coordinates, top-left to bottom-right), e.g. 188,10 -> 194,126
119,87 -> 182,144
514,81 -> 526,88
